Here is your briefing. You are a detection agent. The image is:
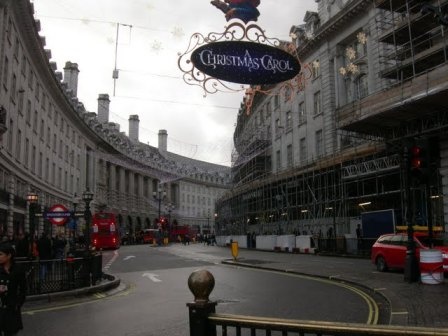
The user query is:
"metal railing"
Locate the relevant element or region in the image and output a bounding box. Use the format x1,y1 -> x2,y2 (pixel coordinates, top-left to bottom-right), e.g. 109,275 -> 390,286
187,270 -> 448,336
17,253 -> 103,296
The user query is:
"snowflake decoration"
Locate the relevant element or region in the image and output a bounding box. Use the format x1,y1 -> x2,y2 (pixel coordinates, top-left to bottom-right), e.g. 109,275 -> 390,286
150,40 -> 163,53
357,31 -> 367,45
345,47 -> 356,61
346,63 -> 359,74
312,60 -> 320,70
171,27 -> 184,39
289,32 -> 298,40
339,67 -> 347,76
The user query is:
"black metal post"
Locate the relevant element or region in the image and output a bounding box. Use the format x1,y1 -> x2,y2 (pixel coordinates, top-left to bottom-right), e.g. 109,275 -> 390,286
82,189 -> 94,255
403,145 -> 419,283
187,270 -> 217,336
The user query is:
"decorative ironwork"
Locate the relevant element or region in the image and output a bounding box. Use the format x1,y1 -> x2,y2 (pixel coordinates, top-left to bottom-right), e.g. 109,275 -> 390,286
178,21 -> 312,114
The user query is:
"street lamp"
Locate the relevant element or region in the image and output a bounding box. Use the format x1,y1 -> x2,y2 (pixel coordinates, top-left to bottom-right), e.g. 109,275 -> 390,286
82,188 -> 94,254
152,184 -> 166,225
165,203 -> 175,240
71,193 -> 79,251
27,192 -> 38,259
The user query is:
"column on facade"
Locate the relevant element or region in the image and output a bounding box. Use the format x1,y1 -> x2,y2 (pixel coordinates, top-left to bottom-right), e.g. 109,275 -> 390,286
109,162 -> 117,206
119,167 -> 126,209
137,174 -> 144,211
129,171 -> 135,211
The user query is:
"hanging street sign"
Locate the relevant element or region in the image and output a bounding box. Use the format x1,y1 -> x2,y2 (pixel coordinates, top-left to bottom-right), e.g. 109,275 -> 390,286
46,204 -> 70,226
191,41 -> 301,85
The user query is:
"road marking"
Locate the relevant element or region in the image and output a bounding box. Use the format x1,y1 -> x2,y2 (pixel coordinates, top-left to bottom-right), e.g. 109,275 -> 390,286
103,250 -> 119,271
231,266 -> 380,325
391,311 -> 409,315
142,272 -> 162,282
123,255 -> 136,261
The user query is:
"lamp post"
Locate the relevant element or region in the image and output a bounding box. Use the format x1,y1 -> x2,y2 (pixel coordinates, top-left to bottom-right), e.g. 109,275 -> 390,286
27,192 -> 38,255
82,188 -> 94,254
71,193 -> 79,251
152,184 -> 166,226
166,203 -> 175,240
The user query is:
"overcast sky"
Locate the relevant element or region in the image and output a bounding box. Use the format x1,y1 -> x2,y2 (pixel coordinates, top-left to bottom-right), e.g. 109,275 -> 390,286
31,0 -> 316,166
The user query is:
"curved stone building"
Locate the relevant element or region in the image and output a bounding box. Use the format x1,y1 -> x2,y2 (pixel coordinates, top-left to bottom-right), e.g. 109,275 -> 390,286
0,0 -> 230,240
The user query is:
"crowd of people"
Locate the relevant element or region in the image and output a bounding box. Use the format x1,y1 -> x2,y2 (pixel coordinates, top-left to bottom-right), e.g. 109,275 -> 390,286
0,231 -> 69,261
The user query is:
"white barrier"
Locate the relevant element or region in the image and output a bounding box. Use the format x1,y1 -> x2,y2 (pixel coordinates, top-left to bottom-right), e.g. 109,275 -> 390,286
256,235 -> 277,250
276,235 -> 296,252
295,235 -> 317,254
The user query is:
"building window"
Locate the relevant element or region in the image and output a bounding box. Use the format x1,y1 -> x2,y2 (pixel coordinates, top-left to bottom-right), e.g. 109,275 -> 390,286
284,86 -> 292,102
59,140 -> 63,158
299,101 -> 306,124
31,146 -> 36,174
300,137 -> 307,163
40,120 -> 45,140
287,144 -> 293,167
355,74 -> 368,100
24,139 -> 29,168
15,130 -> 21,160
26,100 -> 31,125
38,152 -> 43,177
313,91 -> 321,116
3,57 -> 9,89
46,127 -> 51,145
33,110 -> 38,132
7,119 -> 13,152
53,134 -> 57,152
312,59 -> 320,79
275,118 -> 281,136
276,150 -> 281,170
286,111 -> 292,130
45,158 -> 49,181
316,129 -> 323,158
274,95 -> 280,109
10,74 -> 16,102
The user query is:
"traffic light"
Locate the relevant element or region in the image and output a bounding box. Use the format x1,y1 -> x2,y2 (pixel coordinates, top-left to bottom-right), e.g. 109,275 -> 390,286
408,141 -> 429,182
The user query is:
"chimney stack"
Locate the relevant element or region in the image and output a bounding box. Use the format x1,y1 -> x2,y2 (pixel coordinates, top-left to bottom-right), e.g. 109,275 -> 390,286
158,129 -> 168,152
63,61 -> 79,97
97,94 -> 110,124
129,115 -> 140,143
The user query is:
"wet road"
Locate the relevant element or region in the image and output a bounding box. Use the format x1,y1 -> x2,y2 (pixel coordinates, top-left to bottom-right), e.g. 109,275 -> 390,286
21,244 -> 385,336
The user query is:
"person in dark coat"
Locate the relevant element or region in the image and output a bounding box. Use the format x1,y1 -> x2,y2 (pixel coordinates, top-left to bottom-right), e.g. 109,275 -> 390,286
36,234 -> 52,279
14,233 -> 29,259
0,242 -> 26,335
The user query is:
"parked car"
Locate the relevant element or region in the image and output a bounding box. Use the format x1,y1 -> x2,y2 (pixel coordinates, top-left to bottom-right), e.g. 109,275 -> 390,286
371,232 -> 448,272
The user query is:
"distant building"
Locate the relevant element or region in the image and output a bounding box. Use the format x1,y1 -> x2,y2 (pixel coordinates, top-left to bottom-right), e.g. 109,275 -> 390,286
0,0 -> 230,238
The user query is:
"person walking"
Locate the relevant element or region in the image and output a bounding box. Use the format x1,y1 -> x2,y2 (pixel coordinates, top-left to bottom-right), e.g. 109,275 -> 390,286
0,242 -> 26,336
36,234 -> 52,280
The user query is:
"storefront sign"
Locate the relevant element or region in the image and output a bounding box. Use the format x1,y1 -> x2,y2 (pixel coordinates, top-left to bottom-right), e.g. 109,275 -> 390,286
191,41 -> 301,85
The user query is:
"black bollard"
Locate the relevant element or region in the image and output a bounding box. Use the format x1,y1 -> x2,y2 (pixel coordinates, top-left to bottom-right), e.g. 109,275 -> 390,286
187,269 -> 217,336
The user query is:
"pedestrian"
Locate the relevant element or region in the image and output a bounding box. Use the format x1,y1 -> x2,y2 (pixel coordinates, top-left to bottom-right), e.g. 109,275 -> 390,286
13,234 -> 29,259
0,242 -> 27,336
52,233 -> 67,259
36,233 -> 52,279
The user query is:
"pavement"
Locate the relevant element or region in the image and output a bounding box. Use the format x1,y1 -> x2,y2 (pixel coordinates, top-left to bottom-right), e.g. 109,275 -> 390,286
217,246 -> 448,328
23,244 -> 448,329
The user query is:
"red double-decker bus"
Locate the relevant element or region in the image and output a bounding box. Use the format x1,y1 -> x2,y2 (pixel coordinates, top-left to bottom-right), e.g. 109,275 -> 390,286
91,212 -> 121,250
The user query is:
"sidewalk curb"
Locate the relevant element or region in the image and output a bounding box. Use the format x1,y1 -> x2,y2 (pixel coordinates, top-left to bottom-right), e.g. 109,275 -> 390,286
26,273 -> 121,303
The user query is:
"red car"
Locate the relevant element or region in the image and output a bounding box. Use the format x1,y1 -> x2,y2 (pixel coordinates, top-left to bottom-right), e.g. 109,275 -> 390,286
371,232 -> 448,272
